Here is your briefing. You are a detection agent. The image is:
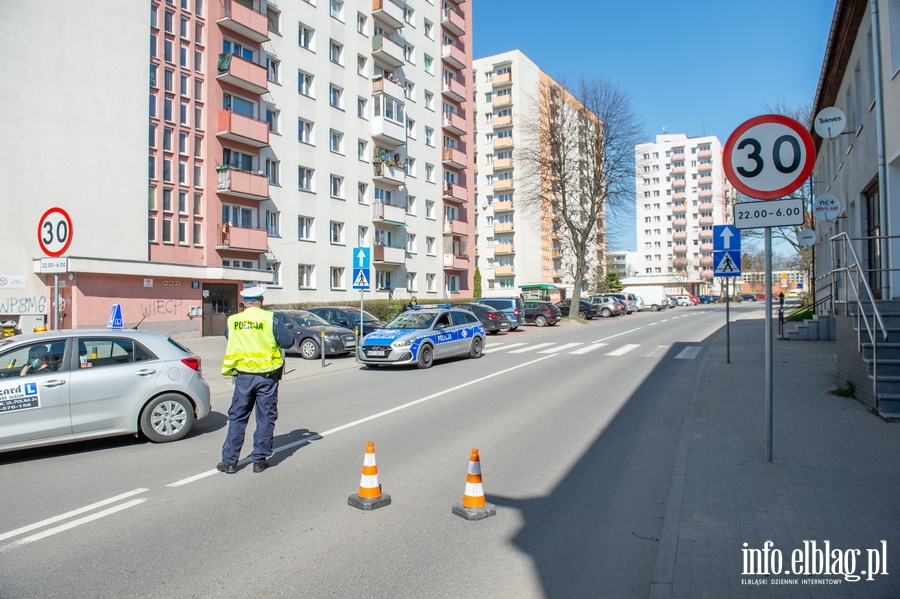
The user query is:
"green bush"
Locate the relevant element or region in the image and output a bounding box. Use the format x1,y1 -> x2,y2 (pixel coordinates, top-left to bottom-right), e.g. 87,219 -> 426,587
835,380 -> 856,398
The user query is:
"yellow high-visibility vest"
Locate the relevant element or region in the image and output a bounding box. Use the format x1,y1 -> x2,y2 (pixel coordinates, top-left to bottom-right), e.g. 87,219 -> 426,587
221,307 -> 284,376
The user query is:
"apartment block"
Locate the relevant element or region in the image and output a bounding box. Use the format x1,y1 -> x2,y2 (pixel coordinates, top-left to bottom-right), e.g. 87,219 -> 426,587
472,50 -> 605,298
634,134 -> 733,293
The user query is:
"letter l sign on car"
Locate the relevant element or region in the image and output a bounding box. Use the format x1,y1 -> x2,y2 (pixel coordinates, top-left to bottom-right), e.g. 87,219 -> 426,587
713,225 -> 740,252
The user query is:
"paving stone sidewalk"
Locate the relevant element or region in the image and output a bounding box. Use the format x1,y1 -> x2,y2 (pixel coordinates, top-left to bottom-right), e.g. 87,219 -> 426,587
652,317 -> 900,598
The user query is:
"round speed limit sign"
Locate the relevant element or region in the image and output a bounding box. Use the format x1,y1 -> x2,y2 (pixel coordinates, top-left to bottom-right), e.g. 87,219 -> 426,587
723,114 -> 815,200
37,207 -> 73,257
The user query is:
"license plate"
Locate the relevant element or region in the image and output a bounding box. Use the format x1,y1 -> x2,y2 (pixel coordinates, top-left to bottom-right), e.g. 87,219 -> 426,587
368,350 -> 385,357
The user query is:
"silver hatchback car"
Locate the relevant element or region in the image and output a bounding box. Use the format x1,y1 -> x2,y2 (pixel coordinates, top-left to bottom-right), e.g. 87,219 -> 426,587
0,330 -> 211,453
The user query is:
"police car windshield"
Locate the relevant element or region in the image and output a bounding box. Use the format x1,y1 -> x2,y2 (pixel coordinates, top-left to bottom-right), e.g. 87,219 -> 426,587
386,312 -> 436,330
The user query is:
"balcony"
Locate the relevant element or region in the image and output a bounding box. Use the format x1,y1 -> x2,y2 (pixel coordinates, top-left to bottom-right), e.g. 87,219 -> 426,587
493,157 -> 513,169
441,111 -> 466,136
698,176 -> 713,185
217,223 -> 268,252
493,243 -> 514,255
442,253 -> 469,269
673,258 -> 688,267
493,200 -> 514,212
699,216 -> 714,225
441,147 -> 466,169
671,179 -> 686,188
699,229 -> 713,239
552,246 -> 562,258
673,232 -> 688,240
492,93 -> 513,108
218,0 -> 269,43
441,7 -> 466,36
373,244 -> 406,264
492,71 -> 512,87
217,167 -> 268,201
493,114 -> 512,128
698,162 -> 713,172
495,221 -> 515,233
216,110 -> 270,148
372,116 -> 406,147
673,192 -> 686,201
373,76 -> 404,100
493,179 -> 514,191
671,152 -> 685,161
442,218 -> 468,236
494,265 -> 515,276
493,136 -> 514,149
216,53 -> 268,95
372,0 -> 404,29
552,268 -> 566,278
442,182 -> 467,203
673,246 -> 688,254
700,256 -> 714,266
441,43 -> 466,69
373,162 -> 407,186
699,200 -> 714,210
698,150 -> 713,159
671,166 -> 686,175
673,204 -> 687,214
373,202 -> 407,225
441,77 -> 466,103
673,218 -> 687,227
701,269 -> 714,278
700,243 -> 714,251
699,190 -> 714,199
373,35 -> 405,68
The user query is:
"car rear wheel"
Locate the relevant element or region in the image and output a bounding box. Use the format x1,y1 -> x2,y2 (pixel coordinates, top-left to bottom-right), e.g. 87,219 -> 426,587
300,338 -> 320,360
469,337 -> 483,359
140,393 -> 194,443
535,315 -> 548,327
651,304 -> 660,311
417,343 -> 434,369
601,308 -> 612,317
578,310 -> 586,319
488,330 -> 500,335
510,326 -> 518,331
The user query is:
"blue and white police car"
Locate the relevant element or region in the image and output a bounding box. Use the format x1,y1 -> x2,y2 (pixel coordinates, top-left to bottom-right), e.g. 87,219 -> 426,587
359,305 -> 486,369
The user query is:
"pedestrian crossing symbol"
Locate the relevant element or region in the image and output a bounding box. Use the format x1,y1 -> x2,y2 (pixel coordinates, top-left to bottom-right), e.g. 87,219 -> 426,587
713,251 -> 741,277
353,268 -> 370,289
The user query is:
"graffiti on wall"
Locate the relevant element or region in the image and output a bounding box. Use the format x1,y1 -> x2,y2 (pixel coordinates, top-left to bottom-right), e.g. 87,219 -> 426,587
0,296 -> 47,314
140,299 -> 184,319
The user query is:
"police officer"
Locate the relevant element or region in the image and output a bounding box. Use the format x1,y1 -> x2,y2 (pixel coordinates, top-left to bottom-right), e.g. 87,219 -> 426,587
217,286 -> 294,474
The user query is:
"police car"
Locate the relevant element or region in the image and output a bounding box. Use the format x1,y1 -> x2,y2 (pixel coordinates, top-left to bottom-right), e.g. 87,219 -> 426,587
359,305 -> 485,369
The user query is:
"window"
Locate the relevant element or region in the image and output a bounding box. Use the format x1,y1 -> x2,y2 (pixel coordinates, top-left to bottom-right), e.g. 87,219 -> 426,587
180,73 -> 190,97
330,129 -> 344,153
426,236 -> 436,255
358,139 -> 368,161
425,200 -> 435,219
164,9 -> 174,33
195,22 -> 203,45
164,97 -> 173,122
178,160 -> 187,184
358,182 -> 369,204
178,219 -> 188,244
162,188 -> 173,212
149,215 -> 157,242
330,221 -> 344,244
193,193 -> 201,216
178,131 -> 188,154
329,84 -> 343,108
404,5 -> 414,24
425,91 -> 434,110
149,124 -> 157,148
357,54 -> 367,76
330,174 -> 344,198
298,119 -> 313,144
425,127 -> 434,146
406,118 -> 416,138
406,233 -> 417,253
376,270 -> 392,291
329,40 -> 343,65
150,93 -> 158,118
299,24 -> 314,50
267,57 -> 280,83
404,44 -> 415,64
162,218 -> 173,243
265,210 -> 280,236
298,216 -> 314,240
179,101 -> 190,126
405,157 -> 416,177
222,148 -> 254,171
425,163 -> 434,182
330,0 -> 343,21
151,34 -> 158,58
298,70 -> 313,97
163,158 -> 172,182
267,7 -> 280,33
426,273 -> 436,292
406,272 -> 417,292
298,167 -> 314,191
358,225 -> 369,246
424,20 -> 434,39
298,264 -> 315,289
193,164 -> 201,187
330,267 -> 345,289
404,80 -> 415,100
265,158 -> 280,185
357,97 -> 367,119
373,94 -> 404,123
180,44 -> 189,68
150,64 -> 158,88
445,276 -> 459,294
266,108 -> 279,134
357,12 -> 367,34
424,54 -> 433,74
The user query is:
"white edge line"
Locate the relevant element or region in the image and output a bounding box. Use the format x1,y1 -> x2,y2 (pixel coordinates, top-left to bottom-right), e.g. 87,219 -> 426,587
0,499 -> 147,553
0,488 -> 149,542
167,470 -> 220,487
593,327 -> 642,344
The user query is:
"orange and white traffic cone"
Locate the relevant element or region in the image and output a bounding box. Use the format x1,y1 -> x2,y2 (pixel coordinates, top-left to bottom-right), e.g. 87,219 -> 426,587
452,448 -> 496,520
348,441 -> 391,510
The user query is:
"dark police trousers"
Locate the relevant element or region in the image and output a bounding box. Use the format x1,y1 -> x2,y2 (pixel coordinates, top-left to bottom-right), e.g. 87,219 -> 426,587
221,371 -> 279,465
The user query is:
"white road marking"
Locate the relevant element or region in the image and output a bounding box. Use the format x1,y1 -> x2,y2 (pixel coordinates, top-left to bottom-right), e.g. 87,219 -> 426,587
641,345 -> 669,358
605,344 -> 640,356
0,488 -> 149,542
593,327 -> 642,344
660,319 -> 669,322
538,342 -> 583,354
649,322 -> 658,326
675,346 -> 702,360
483,342 -> 527,354
0,499 -> 147,553
569,343 -> 607,355
508,343 -> 556,353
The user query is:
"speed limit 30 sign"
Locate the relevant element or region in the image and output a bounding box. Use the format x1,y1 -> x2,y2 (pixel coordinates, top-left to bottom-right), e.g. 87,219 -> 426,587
37,207 -> 73,257
723,114 -> 815,200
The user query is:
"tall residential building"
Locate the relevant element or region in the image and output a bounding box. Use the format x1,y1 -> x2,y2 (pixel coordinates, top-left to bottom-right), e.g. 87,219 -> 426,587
0,0 -> 473,338
606,251 -> 640,280
634,134 -> 733,294
472,50 -> 605,299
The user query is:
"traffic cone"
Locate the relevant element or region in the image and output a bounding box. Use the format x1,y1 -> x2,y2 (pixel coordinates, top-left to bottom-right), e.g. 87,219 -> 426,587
348,441 -> 391,510
452,448 -> 496,520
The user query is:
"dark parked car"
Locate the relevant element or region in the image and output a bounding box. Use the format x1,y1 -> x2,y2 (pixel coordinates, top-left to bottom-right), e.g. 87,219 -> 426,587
473,297 -> 526,330
274,310 -> 358,360
555,300 -> 597,319
454,302 -> 511,335
522,301 -> 562,326
698,295 -> 716,304
307,306 -> 387,336
740,294 -> 758,302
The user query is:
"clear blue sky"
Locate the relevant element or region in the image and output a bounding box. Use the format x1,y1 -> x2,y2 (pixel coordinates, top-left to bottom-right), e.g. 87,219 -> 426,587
472,0 -> 837,251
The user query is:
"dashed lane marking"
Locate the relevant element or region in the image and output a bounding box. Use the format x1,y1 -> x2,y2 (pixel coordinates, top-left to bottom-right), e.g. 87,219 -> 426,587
605,344 -> 641,357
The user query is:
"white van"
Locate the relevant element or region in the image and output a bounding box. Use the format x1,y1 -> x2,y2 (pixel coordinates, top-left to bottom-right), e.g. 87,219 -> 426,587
622,286 -> 669,311
786,289 -> 805,298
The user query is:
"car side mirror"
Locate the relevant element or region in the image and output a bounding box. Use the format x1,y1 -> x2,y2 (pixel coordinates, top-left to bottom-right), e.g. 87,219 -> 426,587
339,320 -> 350,326
436,322 -> 447,329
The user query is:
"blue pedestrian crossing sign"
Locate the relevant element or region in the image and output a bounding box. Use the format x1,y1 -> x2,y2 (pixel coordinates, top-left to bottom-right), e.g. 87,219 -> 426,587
713,251 -> 741,277
107,304 -> 124,329
353,268 -> 370,290
713,225 -> 740,251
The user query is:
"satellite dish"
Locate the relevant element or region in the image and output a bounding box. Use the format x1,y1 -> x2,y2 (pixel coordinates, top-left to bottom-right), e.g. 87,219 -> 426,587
797,228 -> 816,248
814,107 -> 846,139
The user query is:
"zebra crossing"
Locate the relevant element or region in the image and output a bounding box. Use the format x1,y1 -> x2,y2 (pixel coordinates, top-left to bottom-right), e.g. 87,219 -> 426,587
483,340 -> 685,358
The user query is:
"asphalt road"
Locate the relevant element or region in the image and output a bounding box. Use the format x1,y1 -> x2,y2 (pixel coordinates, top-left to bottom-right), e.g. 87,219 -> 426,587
0,303 -> 763,599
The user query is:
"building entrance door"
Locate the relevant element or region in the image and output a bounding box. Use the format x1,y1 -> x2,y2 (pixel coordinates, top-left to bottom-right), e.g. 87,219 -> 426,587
202,284 -> 237,336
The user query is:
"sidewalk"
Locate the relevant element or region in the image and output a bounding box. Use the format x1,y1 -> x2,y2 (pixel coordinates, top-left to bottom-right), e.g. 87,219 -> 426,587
651,316 -> 900,597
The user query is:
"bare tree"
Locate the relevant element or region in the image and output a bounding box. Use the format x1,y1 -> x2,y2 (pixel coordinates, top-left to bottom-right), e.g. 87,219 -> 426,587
517,76 -> 644,313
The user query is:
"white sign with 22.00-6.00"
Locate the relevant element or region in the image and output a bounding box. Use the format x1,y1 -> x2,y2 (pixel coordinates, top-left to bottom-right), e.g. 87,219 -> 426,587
733,198 -> 805,230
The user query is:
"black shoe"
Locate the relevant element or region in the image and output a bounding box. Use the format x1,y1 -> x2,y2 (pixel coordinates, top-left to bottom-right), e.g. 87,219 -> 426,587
253,461 -> 269,473
216,462 -> 237,474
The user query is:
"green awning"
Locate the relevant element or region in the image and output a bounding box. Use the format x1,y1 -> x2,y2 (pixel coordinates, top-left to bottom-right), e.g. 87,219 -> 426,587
520,283 -> 559,290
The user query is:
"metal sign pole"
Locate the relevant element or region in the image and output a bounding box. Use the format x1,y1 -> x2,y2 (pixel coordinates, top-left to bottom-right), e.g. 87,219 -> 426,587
726,278 -> 730,363
765,227 -> 774,462
54,273 -> 59,330
358,289 -> 364,363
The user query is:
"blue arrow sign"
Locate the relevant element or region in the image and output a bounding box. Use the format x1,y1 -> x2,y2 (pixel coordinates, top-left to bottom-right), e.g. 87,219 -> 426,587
713,251 -> 741,277
713,225 -> 740,251
352,268 -> 370,290
354,247 -> 370,270
107,304 -> 124,329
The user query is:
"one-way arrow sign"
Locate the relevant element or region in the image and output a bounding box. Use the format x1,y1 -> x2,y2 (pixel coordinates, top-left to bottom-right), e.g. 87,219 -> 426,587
713,225 -> 740,251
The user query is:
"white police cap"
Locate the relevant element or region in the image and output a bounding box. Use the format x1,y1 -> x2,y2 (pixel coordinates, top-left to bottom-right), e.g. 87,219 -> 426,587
239,286 -> 266,300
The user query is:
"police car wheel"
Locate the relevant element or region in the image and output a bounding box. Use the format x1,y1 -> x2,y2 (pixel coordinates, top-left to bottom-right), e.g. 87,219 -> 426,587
416,344 -> 434,369
300,339 -> 320,360
140,393 -> 194,443
469,337 -> 483,359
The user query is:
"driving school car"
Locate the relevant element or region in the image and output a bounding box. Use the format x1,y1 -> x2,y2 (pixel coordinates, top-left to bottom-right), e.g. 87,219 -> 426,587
359,305 -> 486,369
